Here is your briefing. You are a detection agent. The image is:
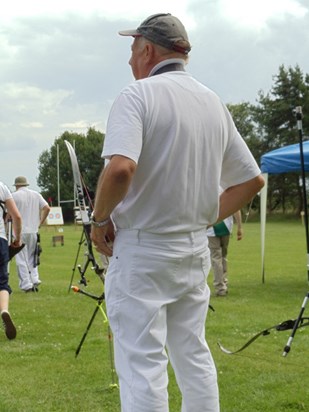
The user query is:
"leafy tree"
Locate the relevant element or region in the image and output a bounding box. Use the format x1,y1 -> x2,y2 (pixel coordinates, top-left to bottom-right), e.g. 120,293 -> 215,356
254,65 -> 309,150
253,65 -> 309,213
227,101 -> 261,161
37,128 -> 105,221
227,102 -> 262,213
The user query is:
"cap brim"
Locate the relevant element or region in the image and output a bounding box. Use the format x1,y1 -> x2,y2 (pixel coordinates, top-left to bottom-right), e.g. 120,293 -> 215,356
118,29 -> 140,36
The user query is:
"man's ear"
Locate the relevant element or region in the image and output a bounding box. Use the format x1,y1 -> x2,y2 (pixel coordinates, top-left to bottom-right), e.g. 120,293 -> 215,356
144,42 -> 155,62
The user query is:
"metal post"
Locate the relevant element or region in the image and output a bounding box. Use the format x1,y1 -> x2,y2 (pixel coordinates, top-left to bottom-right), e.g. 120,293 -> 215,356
295,107 -> 309,282
57,144 -> 60,207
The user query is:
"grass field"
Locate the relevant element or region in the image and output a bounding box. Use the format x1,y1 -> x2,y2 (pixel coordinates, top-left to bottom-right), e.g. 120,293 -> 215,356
0,220 -> 308,411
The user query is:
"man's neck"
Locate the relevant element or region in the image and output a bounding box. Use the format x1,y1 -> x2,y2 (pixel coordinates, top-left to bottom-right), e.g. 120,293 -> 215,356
148,58 -> 186,77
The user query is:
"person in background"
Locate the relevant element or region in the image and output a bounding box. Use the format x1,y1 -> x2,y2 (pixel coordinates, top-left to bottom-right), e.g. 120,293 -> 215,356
0,181 -> 22,339
207,210 -> 242,296
91,13 -> 264,412
12,176 -> 50,292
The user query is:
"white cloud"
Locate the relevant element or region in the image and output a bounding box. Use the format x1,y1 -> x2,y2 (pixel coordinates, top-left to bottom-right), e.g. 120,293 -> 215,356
221,0 -> 307,28
21,122 -> 43,129
0,0 -> 195,27
60,120 -> 101,129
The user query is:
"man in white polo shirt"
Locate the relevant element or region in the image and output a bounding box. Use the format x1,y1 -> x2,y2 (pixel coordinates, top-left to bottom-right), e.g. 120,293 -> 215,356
12,176 -> 50,292
91,13 -> 264,412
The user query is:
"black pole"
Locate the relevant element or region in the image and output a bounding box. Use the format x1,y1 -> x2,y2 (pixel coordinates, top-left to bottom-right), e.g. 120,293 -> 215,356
296,107 -> 309,282
282,291 -> 309,356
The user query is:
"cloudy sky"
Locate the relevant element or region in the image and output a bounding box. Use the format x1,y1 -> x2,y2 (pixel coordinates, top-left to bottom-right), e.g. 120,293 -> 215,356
1,0 -> 308,193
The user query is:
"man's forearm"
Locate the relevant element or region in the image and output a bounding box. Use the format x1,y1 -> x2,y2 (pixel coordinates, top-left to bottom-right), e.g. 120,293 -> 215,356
40,206 -> 50,226
218,175 -> 264,222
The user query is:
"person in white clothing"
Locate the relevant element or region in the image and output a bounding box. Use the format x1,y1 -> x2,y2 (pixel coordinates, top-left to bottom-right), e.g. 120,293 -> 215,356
207,211 -> 242,296
0,181 -> 22,339
90,13 -> 264,412
12,176 -> 50,292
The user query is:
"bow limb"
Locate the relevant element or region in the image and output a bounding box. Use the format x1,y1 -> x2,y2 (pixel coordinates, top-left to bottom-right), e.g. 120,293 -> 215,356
217,318 -> 309,355
64,140 -> 107,284
64,140 -> 91,225
217,325 -> 277,355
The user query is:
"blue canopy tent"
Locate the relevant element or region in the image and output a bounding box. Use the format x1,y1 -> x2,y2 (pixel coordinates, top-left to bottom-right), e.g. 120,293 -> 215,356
261,141 -> 309,174
260,141 -> 309,282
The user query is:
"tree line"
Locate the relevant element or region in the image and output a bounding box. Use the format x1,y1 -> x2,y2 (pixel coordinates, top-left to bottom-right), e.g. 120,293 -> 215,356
37,128 -> 105,221
38,64 -> 309,220
228,64 -> 309,215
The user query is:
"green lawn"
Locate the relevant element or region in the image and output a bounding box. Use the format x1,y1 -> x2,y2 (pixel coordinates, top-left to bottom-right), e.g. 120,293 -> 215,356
0,221 -> 308,411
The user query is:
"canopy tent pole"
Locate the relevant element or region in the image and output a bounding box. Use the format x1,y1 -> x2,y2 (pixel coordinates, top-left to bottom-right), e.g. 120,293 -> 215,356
260,173 -> 268,283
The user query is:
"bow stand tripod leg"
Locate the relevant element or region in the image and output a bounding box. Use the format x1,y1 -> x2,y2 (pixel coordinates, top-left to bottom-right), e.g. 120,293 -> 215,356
68,226 -> 94,291
73,288 -> 118,388
283,291 -> 309,357
68,228 -> 85,291
75,292 -> 105,357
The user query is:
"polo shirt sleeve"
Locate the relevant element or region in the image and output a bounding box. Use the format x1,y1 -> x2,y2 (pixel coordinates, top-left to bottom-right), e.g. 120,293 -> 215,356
220,106 -> 261,189
102,84 -> 144,164
38,193 -> 48,209
0,183 -> 12,202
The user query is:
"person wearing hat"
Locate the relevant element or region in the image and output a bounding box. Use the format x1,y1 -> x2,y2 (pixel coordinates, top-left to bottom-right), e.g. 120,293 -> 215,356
0,180 -> 22,339
90,13 -> 264,412
12,176 -> 50,292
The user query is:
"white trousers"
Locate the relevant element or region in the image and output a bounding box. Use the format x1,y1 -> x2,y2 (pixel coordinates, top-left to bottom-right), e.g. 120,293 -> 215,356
15,233 -> 40,290
105,229 -> 219,412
